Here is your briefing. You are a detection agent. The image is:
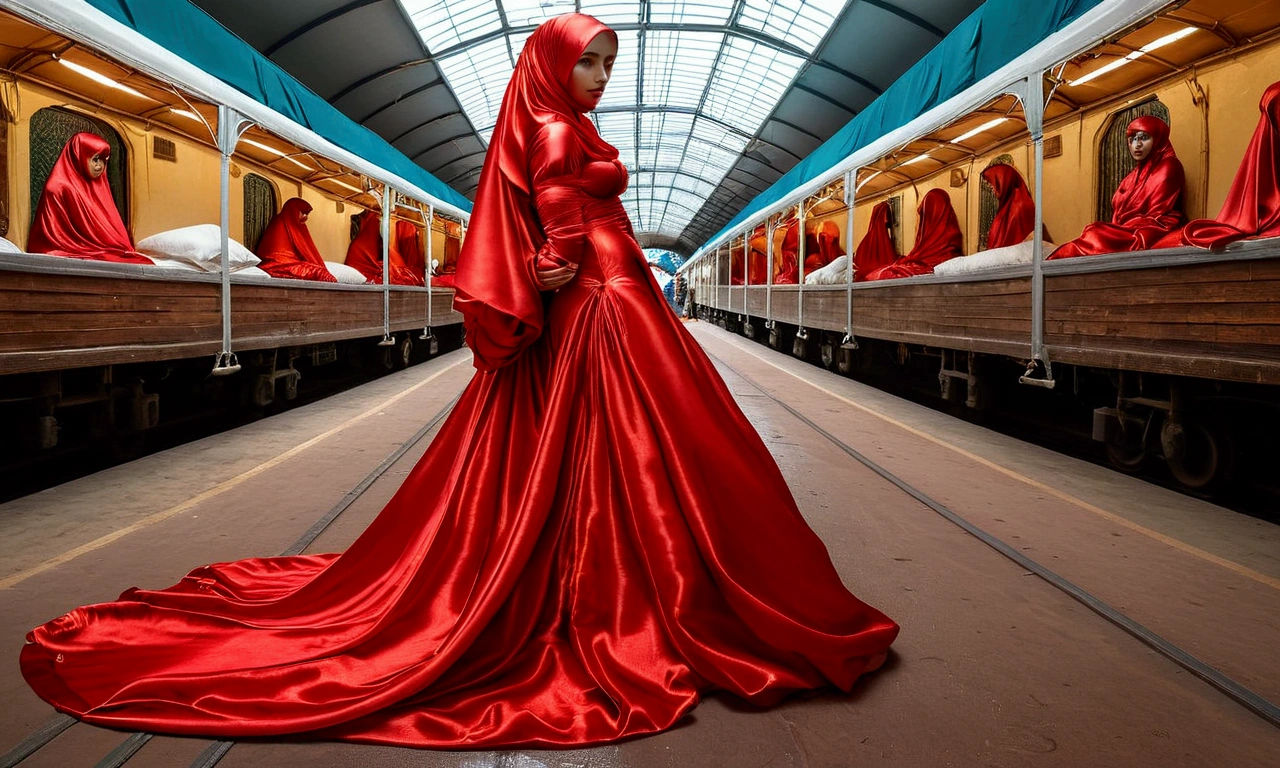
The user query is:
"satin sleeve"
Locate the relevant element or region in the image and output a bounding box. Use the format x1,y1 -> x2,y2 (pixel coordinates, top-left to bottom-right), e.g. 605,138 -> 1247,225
528,121 -> 588,289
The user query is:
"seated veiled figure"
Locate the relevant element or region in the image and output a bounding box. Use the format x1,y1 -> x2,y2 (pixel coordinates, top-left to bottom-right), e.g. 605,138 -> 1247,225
853,201 -> 898,281
254,198 -> 337,282
1048,116 -> 1184,260
396,220 -> 426,277
808,220 -> 845,271
982,165 -> 1037,250
1164,81 -> 1280,251
27,132 -> 151,264
345,212 -> 425,286
747,224 -> 769,285
863,188 -> 963,280
774,216 -> 819,284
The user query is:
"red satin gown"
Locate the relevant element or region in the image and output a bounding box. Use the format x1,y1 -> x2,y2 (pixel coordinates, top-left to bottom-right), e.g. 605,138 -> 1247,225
983,165 -> 1036,250
27,132 -> 152,264
22,13 -> 897,749
854,201 -> 898,281
864,188 -> 962,280
397,220 -> 427,276
1175,80 -> 1280,250
345,212 -> 425,286
254,198 -> 338,282
1049,116 -> 1184,260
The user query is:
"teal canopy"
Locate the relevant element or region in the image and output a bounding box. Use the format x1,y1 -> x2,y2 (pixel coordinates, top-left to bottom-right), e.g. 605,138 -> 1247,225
84,0 -> 473,213
700,0 -> 1106,252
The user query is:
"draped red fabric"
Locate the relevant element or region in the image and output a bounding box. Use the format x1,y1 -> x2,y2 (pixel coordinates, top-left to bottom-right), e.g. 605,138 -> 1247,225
397,220 -> 426,276
983,164 -> 1036,250
345,212 -> 425,286
864,189 -> 962,280
729,244 -> 745,285
22,12 -> 897,749
1176,81 -> 1280,250
775,220 -> 800,284
27,132 -> 151,264
1048,116 -> 1185,260
747,225 -> 769,285
254,198 -> 337,282
452,14 -> 619,371
853,201 -> 898,281
813,220 -> 845,269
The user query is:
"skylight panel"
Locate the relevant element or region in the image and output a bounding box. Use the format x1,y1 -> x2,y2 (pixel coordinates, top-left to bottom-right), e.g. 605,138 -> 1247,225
702,36 -> 805,133
401,0 -> 501,52
599,30 -> 639,110
737,0 -> 846,53
643,31 -> 721,110
436,35 -> 514,134
649,0 -> 735,26
639,111 -> 694,170
501,0 -> 576,28
579,1 -> 642,25
595,112 -> 637,168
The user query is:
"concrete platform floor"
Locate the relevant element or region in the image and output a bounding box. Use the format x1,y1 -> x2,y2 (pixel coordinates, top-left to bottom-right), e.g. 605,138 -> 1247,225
1,324 -> 1277,767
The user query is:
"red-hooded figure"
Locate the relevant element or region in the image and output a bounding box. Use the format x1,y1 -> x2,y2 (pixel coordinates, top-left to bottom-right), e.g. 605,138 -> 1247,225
864,188 -> 963,279
27,132 -> 151,264
396,220 -> 426,276
1049,115 -> 1184,260
21,13 -> 896,750
747,224 -> 769,284
344,211 -> 424,286
810,220 -> 845,271
253,198 -> 337,282
1177,81 -> 1280,250
982,164 -> 1036,250
853,201 -> 898,281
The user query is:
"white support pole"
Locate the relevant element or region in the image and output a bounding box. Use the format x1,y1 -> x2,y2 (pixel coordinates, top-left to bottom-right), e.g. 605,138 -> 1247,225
796,201 -> 808,340
1020,74 -> 1054,388
421,204 -> 435,346
379,184 -> 394,346
211,103 -> 247,376
766,219 -> 775,329
843,170 -> 857,348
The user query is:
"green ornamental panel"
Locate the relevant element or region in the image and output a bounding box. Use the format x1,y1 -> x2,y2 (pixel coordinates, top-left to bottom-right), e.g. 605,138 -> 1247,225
242,173 -> 277,252
30,107 -> 128,227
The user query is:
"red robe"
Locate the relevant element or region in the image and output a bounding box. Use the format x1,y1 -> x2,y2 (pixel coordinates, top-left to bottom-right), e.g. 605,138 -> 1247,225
1049,115 -> 1184,260
1175,81 -> 1280,250
864,188 -> 962,279
774,220 -> 819,284
983,164 -> 1036,250
345,212 -> 424,286
854,201 -> 898,281
254,198 -> 337,282
22,14 -> 897,749
396,220 -> 426,276
747,225 -> 769,285
809,220 -> 845,271
432,224 -> 463,288
27,132 -> 151,264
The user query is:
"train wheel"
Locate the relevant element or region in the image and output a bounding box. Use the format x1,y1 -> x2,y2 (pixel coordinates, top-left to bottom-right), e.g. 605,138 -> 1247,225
835,346 -> 855,375
398,336 -> 414,369
744,321 -> 756,340
1104,416 -> 1149,474
1165,419 -> 1234,493
819,339 -> 835,369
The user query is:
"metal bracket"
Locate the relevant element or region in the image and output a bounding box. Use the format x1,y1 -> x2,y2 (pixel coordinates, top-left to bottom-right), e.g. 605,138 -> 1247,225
210,351 -> 240,377
1018,357 -> 1056,389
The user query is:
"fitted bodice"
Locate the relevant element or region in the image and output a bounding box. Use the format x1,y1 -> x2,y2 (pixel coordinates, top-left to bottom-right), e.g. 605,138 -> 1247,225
570,160 -> 647,286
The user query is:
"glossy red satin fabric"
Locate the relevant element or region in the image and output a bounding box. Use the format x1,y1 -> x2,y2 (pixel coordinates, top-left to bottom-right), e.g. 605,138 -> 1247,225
775,219 -> 819,284
864,189 -> 962,280
397,220 -> 427,276
452,14 -> 618,371
1049,116 -> 1185,260
255,198 -> 337,282
854,202 -> 898,281
345,212 -> 425,286
811,220 -> 844,270
1177,81 -> 1280,250
983,165 -> 1036,250
27,132 -> 151,264
22,12 -> 898,749
747,225 -> 769,285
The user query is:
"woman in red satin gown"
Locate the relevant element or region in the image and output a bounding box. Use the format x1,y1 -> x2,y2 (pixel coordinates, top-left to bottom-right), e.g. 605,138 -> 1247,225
254,197 -> 338,282
864,188 -> 963,280
1048,115 -> 1184,260
27,132 -> 151,264
22,13 -> 898,749
345,211 -> 425,286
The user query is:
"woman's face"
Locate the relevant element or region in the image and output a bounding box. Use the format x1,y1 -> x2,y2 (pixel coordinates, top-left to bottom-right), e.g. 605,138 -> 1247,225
569,32 -> 616,112
86,152 -> 106,179
1128,130 -> 1154,162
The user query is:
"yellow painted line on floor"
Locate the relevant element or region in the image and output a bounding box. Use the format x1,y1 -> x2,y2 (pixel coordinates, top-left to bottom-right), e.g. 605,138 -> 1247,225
708,330 -> 1280,592
0,356 -> 470,591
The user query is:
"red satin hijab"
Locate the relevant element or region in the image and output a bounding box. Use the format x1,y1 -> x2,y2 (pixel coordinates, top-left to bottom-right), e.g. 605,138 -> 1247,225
345,212 -> 424,286
864,189 -> 962,280
853,201 -> 898,281
982,164 -> 1036,250
1049,116 -> 1184,259
1180,80 -> 1280,250
453,14 -> 618,370
255,198 -> 337,282
27,132 -> 151,264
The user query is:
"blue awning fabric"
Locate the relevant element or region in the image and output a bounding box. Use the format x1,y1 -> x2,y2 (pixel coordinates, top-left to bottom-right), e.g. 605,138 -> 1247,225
84,0 -> 473,213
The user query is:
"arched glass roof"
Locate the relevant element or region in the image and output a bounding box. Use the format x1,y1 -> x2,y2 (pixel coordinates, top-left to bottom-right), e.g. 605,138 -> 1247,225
399,0 -> 845,237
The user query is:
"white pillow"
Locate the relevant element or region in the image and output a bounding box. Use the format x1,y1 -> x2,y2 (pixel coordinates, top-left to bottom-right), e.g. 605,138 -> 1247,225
143,256 -> 204,271
136,224 -> 260,272
232,265 -> 271,279
326,261 -> 369,285
0,236 -> 20,253
933,240 -> 1057,276
804,254 -> 850,285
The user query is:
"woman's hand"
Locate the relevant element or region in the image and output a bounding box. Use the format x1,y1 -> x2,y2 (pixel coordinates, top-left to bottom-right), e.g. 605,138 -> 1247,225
536,262 -> 578,290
